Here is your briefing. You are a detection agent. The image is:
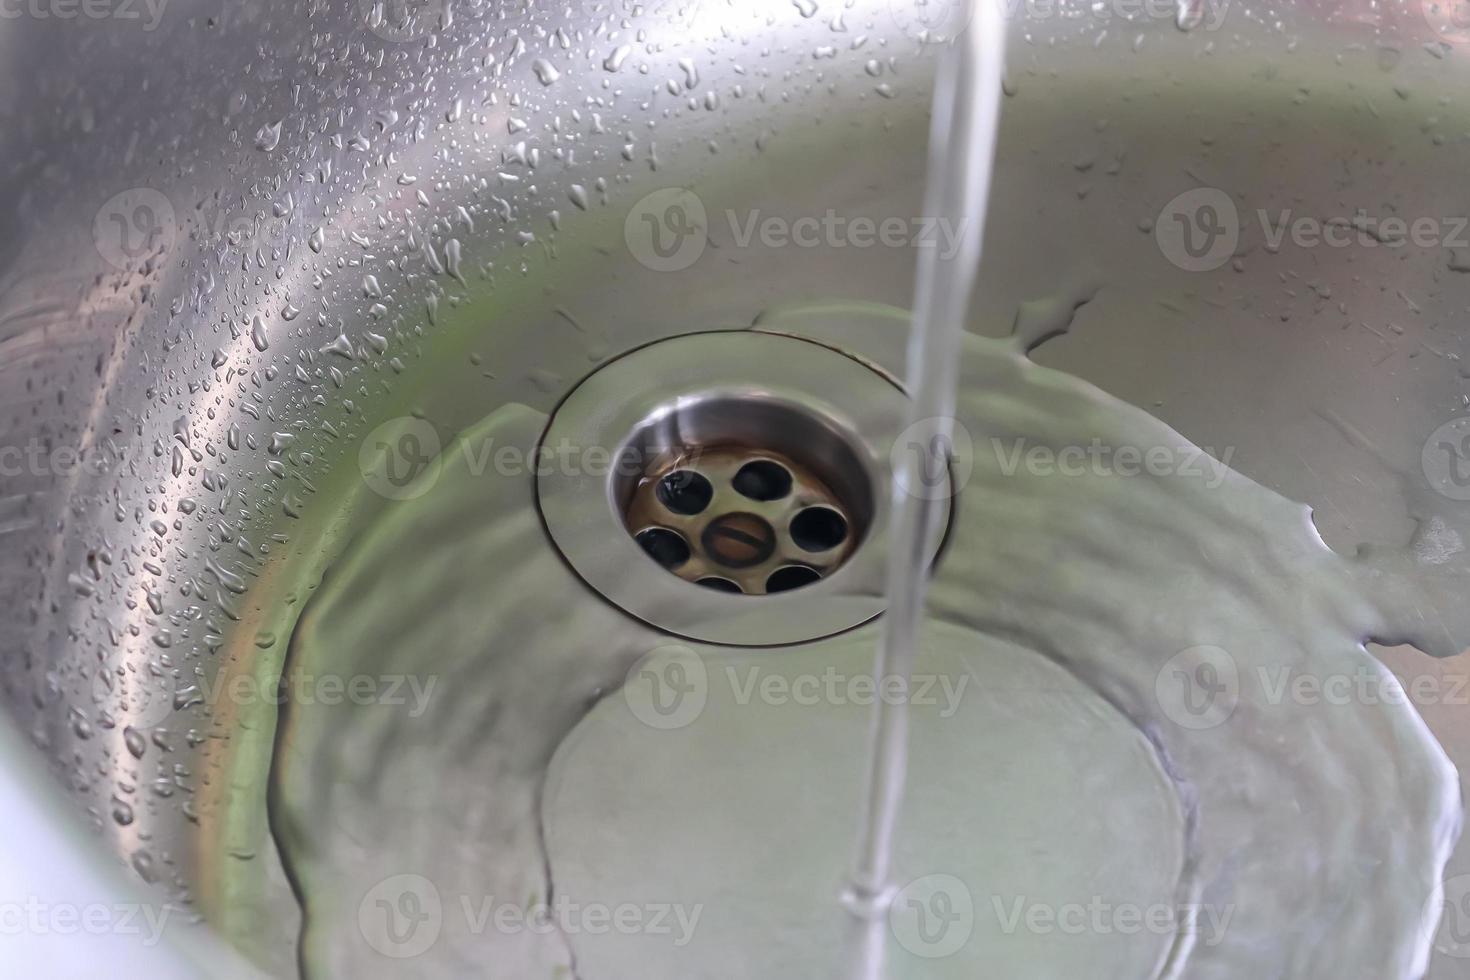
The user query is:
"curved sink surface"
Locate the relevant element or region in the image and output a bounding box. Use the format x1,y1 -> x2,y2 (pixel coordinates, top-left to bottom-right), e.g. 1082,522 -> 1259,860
0,0 -> 1468,976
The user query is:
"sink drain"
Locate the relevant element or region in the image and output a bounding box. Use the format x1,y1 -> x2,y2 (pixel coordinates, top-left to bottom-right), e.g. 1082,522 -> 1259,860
535,330 -> 951,646
622,428 -> 865,595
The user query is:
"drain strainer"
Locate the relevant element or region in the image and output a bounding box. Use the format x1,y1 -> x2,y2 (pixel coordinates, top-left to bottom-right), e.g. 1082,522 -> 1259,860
624,439 -> 863,595
535,330 -> 951,646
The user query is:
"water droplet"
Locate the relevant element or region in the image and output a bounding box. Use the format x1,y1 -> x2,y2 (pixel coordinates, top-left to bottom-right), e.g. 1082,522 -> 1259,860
445,238 -> 465,284
678,58 -> 700,89
322,333 -> 354,359
254,120 -> 282,152
131,850 -> 158,883
604,45 -> 631,72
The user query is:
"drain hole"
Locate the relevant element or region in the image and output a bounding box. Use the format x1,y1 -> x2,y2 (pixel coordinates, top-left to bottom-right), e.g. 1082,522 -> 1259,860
731,459 -> 794,502
613,396 -> 874,597
655,470 -> 714,515
636,527 -> 691,569
766,565 -> 822,593
696,576 -> 744,593
790,506 -> 849,553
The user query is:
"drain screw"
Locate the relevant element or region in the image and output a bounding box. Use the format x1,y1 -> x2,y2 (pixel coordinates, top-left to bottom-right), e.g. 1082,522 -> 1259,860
701,513 -> 778,568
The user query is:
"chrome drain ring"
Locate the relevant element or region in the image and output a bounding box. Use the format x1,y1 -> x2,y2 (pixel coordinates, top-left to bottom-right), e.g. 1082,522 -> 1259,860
534,329 -> 951,646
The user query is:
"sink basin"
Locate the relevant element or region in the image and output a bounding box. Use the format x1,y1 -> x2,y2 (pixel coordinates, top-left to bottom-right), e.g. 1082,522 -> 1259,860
0,0 -> 1468,976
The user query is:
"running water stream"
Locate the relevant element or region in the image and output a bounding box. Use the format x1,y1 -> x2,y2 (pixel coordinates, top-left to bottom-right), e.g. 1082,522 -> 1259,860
841,5 -> 1007,978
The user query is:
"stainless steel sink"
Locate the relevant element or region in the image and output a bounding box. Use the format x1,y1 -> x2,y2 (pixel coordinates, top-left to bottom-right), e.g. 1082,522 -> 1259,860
1,0 -> 1469,976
